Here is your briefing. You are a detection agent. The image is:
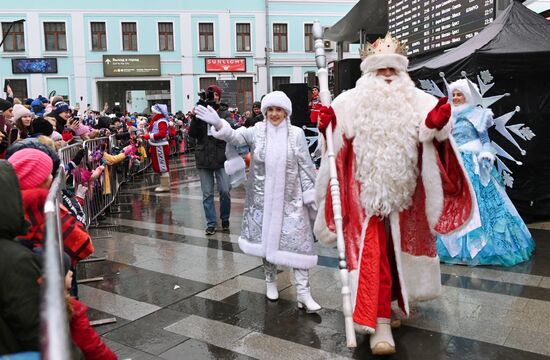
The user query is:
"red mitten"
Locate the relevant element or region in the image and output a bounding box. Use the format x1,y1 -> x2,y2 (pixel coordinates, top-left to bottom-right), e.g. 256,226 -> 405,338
425,97 -> 451,130
318,106 -> 337,137
143,133 -> 150,140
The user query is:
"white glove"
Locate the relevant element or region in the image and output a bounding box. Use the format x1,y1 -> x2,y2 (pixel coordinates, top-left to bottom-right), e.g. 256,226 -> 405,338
75,184 -> 87,200
195,105 -> 223,130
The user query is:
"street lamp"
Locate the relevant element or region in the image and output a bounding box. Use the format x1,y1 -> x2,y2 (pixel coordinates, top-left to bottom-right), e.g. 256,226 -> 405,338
0,19 -> 25,49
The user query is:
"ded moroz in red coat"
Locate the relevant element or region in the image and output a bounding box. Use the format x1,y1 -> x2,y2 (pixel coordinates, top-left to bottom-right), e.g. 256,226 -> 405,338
314,87 -> 473,333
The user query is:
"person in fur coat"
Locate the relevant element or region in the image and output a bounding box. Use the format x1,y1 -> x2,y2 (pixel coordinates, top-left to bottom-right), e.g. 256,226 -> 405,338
315,33 -> 474,355
143,104 -> 171,192
195,91 -> 322,313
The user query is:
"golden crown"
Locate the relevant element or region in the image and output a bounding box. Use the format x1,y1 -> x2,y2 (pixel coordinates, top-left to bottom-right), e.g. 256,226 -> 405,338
360,33 -> 408,60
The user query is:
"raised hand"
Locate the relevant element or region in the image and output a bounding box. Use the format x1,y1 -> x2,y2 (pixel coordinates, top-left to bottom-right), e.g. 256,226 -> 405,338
195,105 -> 223,130
318,106 -> 337,137
425,97 -> 451,130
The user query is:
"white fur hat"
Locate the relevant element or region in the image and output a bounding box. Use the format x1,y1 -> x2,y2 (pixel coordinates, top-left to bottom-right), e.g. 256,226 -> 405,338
360,53 -> 409,74
260,91 -> 292,117
449,79 -> 479,105
12,104 -> 33,122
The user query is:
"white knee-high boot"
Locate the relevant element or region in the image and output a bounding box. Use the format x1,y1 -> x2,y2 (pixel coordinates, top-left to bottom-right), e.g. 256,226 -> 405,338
293,269 -> 321,313
263,259 -> 278,301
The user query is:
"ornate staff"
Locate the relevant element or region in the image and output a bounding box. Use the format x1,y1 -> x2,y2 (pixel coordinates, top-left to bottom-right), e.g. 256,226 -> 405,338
313,20 -> 356,348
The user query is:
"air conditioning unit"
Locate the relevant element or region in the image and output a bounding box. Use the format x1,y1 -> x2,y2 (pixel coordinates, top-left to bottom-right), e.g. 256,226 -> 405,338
324,40 -> 334,51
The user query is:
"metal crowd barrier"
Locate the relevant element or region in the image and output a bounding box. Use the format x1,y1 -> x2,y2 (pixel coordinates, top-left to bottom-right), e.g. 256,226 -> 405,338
57,134 -> 151,228
41,165 -> 71,360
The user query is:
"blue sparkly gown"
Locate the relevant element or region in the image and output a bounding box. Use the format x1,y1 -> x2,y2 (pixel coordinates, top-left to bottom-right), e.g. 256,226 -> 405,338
436,105 -> 535,266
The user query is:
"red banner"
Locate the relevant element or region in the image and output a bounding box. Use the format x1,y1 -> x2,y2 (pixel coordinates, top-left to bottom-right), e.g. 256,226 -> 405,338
205,58 -> 246,72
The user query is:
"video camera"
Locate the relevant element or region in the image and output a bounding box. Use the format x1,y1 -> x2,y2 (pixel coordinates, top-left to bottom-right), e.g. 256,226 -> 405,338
197,86 -> 218,109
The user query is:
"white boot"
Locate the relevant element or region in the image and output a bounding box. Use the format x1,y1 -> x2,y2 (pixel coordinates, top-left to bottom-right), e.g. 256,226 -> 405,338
293,269 -> 321,313
266,281 -> 279,301
370,318 -> 396,355
155,173 -> 170,192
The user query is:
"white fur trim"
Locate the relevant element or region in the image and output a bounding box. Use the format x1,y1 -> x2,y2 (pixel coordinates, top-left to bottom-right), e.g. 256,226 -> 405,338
238,237 -> 264,257
400,252 -> 441,302
389,212 -> 409,316
261,91 -> 292,117
478,151 -> 495,163
360,53 -> 408,74
211,120 -> 232,140
421,140 -> 444,231
418,119 -> 451,143
302,188 -> 316,206
267,250 -> 318,269
224,156 -> 245,176
354,323 -> 375,335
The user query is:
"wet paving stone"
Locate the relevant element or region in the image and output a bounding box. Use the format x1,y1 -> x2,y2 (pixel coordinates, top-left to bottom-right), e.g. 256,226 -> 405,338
103,308 -> 190,356
159,339 -> 257,360
167,296 -> 246,322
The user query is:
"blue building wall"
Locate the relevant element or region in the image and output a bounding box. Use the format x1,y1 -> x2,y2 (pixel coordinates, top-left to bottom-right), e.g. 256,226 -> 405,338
0,1 -> 359,113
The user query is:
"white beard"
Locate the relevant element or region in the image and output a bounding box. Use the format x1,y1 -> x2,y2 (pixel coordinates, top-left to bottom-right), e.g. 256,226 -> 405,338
352,72 -> 421,217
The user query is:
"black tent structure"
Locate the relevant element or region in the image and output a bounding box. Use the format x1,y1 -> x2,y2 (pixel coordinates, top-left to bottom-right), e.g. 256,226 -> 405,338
410,1 -> 550,222
323,0 -> 388,44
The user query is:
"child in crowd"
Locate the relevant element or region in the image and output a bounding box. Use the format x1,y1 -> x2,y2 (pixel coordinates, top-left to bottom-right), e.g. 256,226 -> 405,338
195,91 -> 321,312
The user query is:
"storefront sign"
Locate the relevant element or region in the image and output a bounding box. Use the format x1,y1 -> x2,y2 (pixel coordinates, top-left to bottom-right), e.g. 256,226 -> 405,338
103,55 -> 161,77
205,58 -> 246,72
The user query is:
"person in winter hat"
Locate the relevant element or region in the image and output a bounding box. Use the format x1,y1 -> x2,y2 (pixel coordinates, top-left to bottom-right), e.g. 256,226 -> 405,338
195,90 -> 322,313
435,79 -> 534,267
45,101 -> 72,133
314,33 -> 473,355
30,117 -> 54,137
30,98 -> 44,117
143,103 -> 171,192
12,104 -> 34,142
0,160 -> 42,355
8,148 -> 53,190
188,84 -> 233,235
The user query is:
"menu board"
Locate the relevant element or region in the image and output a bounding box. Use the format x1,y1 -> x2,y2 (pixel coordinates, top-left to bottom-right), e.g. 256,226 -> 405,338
388,0 -> 495,56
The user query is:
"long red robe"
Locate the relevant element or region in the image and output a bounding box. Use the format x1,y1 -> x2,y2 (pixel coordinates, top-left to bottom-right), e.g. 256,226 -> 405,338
320,135 -> 472,331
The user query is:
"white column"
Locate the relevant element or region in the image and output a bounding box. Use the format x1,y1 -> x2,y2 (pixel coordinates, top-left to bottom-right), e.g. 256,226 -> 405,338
255,13 -> 267,97
292,66 -> 303,83
26,12 -> 44,98
219,13 -> 231,57
71,13 -> 88,108
180,13 -> 195,111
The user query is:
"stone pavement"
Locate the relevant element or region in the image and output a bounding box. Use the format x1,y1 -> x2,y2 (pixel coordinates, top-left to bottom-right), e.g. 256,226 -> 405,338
79,155 -> 550,359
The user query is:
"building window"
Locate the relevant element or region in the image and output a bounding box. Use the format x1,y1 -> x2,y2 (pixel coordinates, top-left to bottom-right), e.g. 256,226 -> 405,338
272,76 -> 290,91
1,22 -> 25,52
304,24 -> 314,52
44,22 -> 66,51
273,24 -> 288,52
158,22 -> 174,51
236,77 -> 253,112
199,77 -> 217,97
199,23 -> 214,52
122,22 -> 137,51
90,22 -> 107,51
236,23 -> 250,52
6,79 -> 28,100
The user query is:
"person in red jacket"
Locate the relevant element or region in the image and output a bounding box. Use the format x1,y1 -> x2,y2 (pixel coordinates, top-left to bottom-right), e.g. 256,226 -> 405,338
143,104 -> 171,192
64,260 -> 117,360
308,86 -> 322,124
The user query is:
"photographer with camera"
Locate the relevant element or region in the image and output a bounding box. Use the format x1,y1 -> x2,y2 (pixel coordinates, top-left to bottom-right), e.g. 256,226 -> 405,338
188,84 -> 233,235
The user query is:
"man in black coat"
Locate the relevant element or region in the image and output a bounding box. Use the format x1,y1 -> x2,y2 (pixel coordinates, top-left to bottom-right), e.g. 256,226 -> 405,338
188,85 -> 233,235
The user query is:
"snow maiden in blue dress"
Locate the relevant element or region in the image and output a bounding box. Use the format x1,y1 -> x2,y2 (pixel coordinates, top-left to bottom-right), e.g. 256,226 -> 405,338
435,78 -> 535,267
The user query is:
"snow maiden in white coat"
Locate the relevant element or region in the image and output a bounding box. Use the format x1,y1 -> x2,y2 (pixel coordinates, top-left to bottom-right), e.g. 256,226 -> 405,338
194,91 -> 322,313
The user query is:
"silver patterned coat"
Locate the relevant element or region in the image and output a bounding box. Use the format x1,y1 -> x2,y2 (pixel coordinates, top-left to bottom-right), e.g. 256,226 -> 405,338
212,119 -> 318,269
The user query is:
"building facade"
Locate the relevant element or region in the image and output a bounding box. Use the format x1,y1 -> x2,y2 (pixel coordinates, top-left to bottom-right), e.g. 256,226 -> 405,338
0,0 -> 359,113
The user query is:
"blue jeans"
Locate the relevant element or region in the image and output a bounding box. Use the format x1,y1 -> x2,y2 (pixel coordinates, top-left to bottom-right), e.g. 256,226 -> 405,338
198,168 -> 231,227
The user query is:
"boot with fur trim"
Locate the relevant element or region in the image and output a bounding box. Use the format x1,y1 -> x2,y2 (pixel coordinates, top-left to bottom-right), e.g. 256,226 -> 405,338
370,318 -> 396,355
